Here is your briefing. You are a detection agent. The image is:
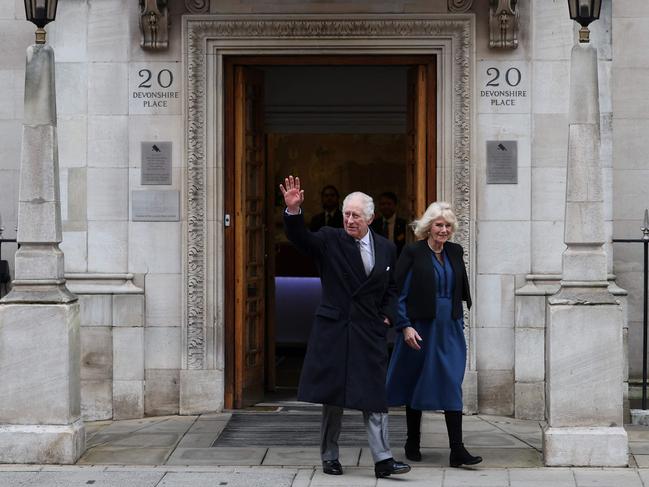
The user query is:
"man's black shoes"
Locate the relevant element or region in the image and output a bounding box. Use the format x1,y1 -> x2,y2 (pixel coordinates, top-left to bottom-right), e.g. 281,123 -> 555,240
322,459 -> 343,475
374,458 -> 411,478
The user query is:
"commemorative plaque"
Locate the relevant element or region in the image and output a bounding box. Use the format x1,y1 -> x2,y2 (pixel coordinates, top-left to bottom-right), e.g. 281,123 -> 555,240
141,141 -> 172,185
486,140 -> 518,184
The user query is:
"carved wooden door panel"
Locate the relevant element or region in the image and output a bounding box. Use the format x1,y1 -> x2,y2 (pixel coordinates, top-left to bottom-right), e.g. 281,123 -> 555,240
234,66 -> 266,408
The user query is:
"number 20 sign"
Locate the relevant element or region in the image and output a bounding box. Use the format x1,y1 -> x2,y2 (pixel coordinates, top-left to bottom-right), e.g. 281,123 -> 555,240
129,63 -> 181,115
478,61 -> 529,114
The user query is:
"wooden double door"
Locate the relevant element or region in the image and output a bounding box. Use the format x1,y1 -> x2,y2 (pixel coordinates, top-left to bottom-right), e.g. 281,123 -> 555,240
224,55 -> 437,409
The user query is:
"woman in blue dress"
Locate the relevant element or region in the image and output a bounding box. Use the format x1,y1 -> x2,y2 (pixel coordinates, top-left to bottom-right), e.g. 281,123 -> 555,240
386,201 -> 482,467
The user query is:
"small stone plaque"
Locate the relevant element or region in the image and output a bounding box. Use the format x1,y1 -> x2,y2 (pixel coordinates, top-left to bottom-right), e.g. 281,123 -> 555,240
141,142 -> 172,185
131,190 -> 180,221
486,140 -> 518,184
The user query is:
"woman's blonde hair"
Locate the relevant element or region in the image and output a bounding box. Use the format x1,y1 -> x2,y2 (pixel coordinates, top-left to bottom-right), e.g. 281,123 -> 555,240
411,201 -> 458,239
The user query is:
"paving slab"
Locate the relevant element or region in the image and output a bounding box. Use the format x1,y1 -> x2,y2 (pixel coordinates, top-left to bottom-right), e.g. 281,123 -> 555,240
309,468 -> 377,487
165,447 -> 267,466
509,467 -> 576,487
157,469 -> 298,487
359,447 -> 447,467
292,468 -> 316,487
109,432 -> 182,448
97,417 -> 171,434
262,447 -> 360,466
362,447 -> 542,469
0,472 -> 39,486
378,466 -> 444,486
630,442 -> 649,454
196,412 -> 232,421
2,471 -> 166,486
77,446 -> 172,465
138,418 -> 197,434
463,431 -> 532,448
573,468 -> 643,487
85,432 -> 131,449
442,468 -> 509,487
176,433 -> 221,448
637,469 -> 649,485
421,432 -> 452,446
633,454 -> 649,467
469,447 -> 543,468
187,420 -> 228,434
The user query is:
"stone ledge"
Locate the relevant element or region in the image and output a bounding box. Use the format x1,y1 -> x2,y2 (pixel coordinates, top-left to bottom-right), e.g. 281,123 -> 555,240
66,273 -> 143,295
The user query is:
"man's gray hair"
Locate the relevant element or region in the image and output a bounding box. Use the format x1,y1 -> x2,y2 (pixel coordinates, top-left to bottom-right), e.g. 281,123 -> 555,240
342,192 -> 374,221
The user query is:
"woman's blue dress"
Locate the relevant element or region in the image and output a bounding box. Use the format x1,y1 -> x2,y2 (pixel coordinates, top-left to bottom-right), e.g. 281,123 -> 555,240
386,249 -> 466,411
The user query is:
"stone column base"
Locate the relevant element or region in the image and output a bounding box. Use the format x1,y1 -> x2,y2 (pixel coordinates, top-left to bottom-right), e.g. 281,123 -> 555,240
543,426 -> 628,466
0,419 -> 85,464
179,369 -> 223,415
462,369 -> 478,414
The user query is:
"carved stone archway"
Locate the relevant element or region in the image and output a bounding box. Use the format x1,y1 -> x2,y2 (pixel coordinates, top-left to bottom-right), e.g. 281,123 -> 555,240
181,14 -> 475,413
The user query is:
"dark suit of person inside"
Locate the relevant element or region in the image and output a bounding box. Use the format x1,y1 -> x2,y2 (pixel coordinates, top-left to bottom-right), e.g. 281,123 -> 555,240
279,175 -> 411,479
309,185 -> 343,231
370,192 -> 407,256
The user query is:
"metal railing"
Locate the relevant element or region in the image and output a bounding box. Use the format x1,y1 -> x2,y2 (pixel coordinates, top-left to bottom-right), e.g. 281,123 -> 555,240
613,209 -> 649,410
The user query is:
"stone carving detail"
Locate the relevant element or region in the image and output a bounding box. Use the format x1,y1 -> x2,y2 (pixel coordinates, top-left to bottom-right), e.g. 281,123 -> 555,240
448,0 -> 473,13
185,17 -> 473,369
490,0 -> 519,49
139,0 -> 169,50
185,0 -> 209,14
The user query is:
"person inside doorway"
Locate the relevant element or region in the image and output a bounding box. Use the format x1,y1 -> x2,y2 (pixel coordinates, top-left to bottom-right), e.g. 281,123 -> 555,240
309,185 -> 343,231
371,191 -> 407,256
280,175 -> 411,479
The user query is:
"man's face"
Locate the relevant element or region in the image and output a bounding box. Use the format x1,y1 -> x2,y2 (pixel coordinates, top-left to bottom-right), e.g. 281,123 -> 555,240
343,197 -> 373,239
377,196 -> 396,219
321,188 -> 339,211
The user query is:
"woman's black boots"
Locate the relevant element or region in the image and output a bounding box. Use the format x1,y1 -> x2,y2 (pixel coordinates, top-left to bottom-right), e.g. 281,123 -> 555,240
404,406 -> 422,461
444,410 -> 482,467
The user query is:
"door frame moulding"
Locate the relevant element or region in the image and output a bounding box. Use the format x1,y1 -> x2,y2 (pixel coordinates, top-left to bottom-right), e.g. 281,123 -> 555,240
181,14 -> 476,411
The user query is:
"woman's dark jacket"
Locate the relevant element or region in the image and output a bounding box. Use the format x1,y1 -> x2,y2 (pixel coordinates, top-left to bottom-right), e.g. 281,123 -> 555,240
394,240 -> 471,329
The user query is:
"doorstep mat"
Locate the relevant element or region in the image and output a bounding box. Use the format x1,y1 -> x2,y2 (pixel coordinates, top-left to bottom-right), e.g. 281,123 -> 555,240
212,410 -> 407,447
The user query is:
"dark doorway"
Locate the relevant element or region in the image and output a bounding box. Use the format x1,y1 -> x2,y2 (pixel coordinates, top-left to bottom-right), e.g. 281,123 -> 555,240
224,56 -> 437,409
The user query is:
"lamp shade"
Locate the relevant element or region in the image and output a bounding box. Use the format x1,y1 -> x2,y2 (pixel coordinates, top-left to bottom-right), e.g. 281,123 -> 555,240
24,0 -> 58,28
567,0 -> 602,27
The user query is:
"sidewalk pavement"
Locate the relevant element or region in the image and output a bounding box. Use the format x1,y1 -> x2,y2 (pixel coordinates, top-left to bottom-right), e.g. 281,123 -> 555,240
1,409 -> 649,486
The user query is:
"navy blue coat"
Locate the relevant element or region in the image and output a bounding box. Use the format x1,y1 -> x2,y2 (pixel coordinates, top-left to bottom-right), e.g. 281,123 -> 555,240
284,213 -> 398,412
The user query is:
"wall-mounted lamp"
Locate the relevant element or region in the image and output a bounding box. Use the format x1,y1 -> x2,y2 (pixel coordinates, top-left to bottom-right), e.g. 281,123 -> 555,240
567,0 -> 602,43
24,0 -> 58,44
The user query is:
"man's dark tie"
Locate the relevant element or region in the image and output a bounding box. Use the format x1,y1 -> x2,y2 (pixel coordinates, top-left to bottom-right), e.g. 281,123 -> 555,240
382,218 -> 388,238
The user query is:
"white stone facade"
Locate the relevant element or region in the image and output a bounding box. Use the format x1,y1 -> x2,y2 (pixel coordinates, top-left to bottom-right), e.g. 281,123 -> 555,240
0,0 -> 642,421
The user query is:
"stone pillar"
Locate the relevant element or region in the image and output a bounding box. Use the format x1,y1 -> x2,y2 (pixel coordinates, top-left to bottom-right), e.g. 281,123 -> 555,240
542,42 -> 627,466
0,41 -> 84,463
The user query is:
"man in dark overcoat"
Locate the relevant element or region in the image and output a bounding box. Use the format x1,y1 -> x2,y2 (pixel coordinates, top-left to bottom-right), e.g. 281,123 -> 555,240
280,175 -> 411,479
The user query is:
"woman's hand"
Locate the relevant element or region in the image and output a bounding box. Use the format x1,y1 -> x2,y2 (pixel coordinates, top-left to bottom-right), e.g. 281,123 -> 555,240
402,326 -> 422,351
279,175 -> 305,213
